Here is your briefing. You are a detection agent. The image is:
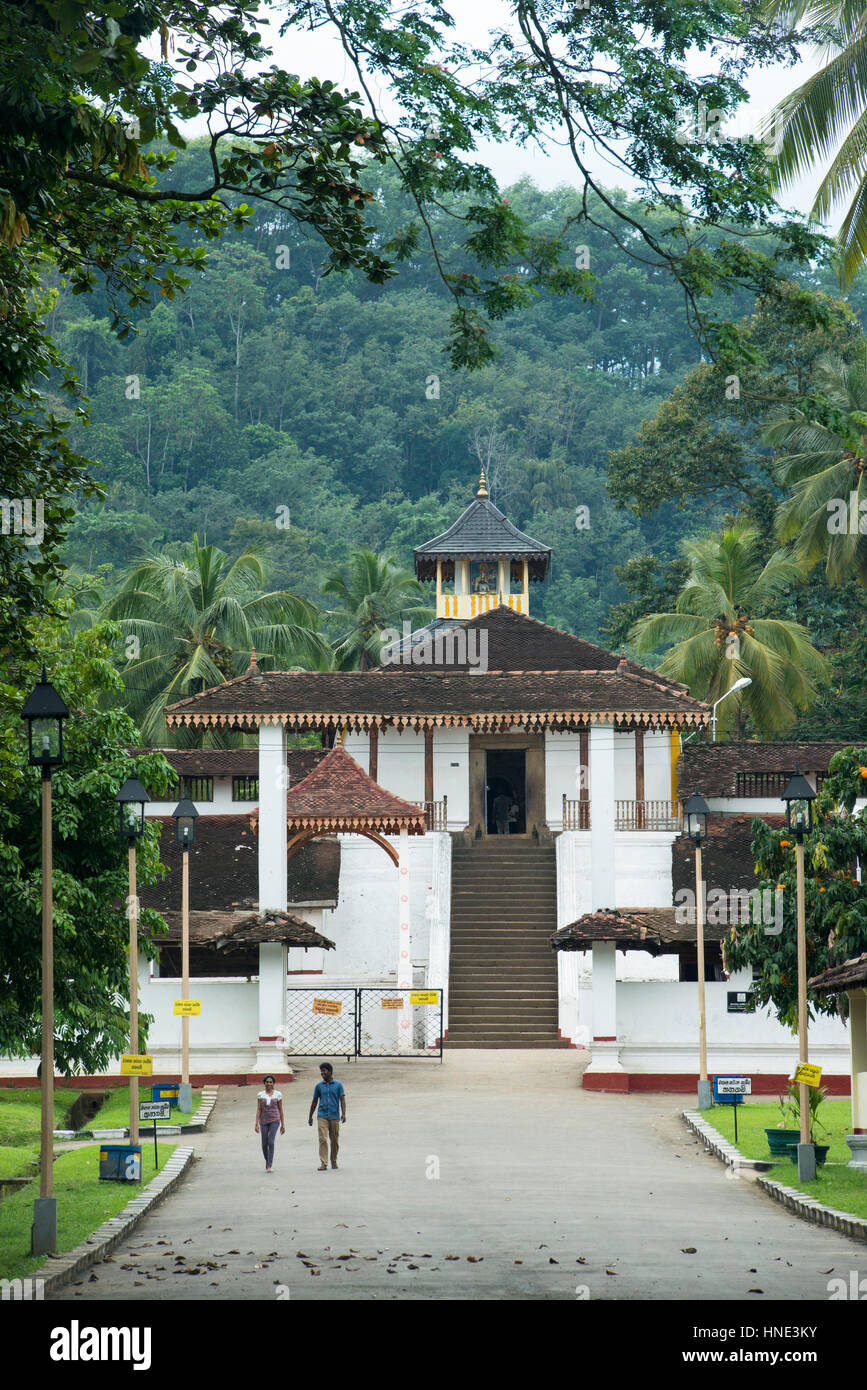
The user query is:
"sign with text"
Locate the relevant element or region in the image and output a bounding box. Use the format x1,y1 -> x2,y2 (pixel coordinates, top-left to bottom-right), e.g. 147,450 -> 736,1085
713,1075 -> 752,1102
139,1101 -> 171,1121
726,991 -> 754,1014
121,1054 -> 153,1075
313,998 -> 342,1016
793,1062 -> 823,1088
173,1000 -> 201,1016
381,997 -> 404,1010
410,990 -> 438,1005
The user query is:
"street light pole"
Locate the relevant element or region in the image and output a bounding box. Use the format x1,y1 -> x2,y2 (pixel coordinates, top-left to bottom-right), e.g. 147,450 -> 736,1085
781,764 -> 818,1182
684,791 -> 711,1109
117,775 -> 150,1151
711,676 -> 752,742
21,668 -> 69,1256
172,798 -> 198,1113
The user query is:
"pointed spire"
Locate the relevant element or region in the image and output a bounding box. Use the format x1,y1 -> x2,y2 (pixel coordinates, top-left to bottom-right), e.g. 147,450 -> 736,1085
476,467 -> 489,498
618,645 -> 628,672
246,647 -> 260,676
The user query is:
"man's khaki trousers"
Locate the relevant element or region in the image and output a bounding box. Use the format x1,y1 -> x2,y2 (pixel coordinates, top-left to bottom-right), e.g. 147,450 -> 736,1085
317,1117 -> 340,1166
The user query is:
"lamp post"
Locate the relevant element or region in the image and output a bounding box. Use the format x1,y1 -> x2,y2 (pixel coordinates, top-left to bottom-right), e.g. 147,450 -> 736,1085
20,667 -> 69,1255
684,790 -> 712,1109
172,797 -> 198,1112
781,764 -> 818,1181
116,775 -> 151,1149
711,676 -> 752,742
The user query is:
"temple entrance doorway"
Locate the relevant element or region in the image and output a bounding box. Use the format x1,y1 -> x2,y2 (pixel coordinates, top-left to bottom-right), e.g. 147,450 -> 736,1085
468,732 -> 545,837
485,747 -> 526,835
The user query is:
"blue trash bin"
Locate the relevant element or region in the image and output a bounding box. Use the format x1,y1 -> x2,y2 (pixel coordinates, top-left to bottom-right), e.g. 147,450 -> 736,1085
98,1144 -> 142,1182
152,1084 -> 179,1108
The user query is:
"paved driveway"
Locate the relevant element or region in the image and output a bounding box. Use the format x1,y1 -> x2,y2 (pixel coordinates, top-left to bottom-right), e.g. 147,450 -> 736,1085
51,1052 -> 865,1301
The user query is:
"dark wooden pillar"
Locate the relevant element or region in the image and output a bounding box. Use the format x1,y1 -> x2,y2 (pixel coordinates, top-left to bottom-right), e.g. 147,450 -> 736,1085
579,729 -> 589,829
424,727 -> 434,805
635,728 -> 645,829
369,725 -> 379,783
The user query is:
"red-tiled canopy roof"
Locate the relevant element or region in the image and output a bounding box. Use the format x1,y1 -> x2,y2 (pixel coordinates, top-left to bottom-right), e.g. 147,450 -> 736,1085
550,907 -> 728,952
285,747 -> 427,835
808,952 -> 867,995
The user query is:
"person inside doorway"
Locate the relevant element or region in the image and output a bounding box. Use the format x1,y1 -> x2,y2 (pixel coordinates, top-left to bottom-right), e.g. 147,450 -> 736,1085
492,786 -> 517,835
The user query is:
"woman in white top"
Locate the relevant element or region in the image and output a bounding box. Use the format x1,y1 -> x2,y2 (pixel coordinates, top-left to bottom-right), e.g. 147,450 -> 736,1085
254,1075 -> 285,1172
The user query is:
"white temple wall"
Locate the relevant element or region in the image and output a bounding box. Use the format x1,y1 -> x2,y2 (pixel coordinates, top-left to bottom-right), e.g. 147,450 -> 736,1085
432,729 -> 470,827
644,732 -> 672,800
375,728 -> 426,803
613,730 -> 634,799
545,732 -> 582,827
614,832 -> 679,907
319,833 -> 436,979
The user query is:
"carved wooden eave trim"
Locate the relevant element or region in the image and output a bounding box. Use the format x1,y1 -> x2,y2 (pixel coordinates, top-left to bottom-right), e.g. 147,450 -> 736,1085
166,709 -> 710,734
287,814 -> 426,836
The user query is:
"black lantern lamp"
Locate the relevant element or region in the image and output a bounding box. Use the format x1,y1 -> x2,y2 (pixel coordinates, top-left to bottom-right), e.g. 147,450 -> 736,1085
781,763 -> 816,841
20,667 -> 69,770
117,775 -> 150,840
683,790 -> 710,845
172,797 -> 198,849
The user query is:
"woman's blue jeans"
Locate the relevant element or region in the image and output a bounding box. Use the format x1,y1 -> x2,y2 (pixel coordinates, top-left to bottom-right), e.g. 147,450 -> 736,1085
261,1120 -> 279,1166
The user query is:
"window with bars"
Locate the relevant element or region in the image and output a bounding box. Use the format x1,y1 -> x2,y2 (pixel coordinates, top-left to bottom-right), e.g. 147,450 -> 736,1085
232,775 -> 259,801
735,771 -> 824,797
168,775 -> 214,802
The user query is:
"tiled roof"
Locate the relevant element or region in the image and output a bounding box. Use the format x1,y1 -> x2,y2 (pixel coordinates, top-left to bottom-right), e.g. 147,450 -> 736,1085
671,813 -> 785,899
414,496 -> 551,579
378,606 -> 690,688
809,952 -> 867,995
140,817 -> 340,913
678,742 -> 856,798
154,909 -> 334,950
165,667 -> 710,733
550,907 -> 728,952
285,747 -> 427,834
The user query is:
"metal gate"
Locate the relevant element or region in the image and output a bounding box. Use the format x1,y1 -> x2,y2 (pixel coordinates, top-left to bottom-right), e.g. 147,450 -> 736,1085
285,988 -> 443,1060
284,988 -> 358,1059
357,988 -> 443,1059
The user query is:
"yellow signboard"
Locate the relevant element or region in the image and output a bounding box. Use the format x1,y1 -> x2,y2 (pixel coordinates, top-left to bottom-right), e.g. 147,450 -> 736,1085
410,990 -> 438,1006
121,1054 -> 153,1075
381,997 -> 404,1010
313,998 -> 342,1016
793,1062 -> 823,1087
173,1000 -> 201,1016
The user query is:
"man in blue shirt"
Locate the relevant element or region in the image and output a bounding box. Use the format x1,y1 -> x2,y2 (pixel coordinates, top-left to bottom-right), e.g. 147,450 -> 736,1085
308,1063 -> 346,1170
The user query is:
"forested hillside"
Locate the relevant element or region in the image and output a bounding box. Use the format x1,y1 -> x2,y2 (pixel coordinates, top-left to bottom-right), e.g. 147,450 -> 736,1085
53,149 -> 865,646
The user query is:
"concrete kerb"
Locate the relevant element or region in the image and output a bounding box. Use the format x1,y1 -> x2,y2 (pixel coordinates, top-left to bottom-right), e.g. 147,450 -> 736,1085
682,1109 -> 867,1244
53,1084 -> 220,1140
27,1146 -> 196,1296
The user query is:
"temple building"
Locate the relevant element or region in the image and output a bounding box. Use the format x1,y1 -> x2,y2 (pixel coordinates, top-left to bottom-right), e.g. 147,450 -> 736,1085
0,475 -> 854,1087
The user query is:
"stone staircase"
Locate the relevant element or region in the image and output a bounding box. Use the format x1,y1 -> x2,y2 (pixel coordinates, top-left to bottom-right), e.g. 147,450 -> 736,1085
445,838 -> 569,1048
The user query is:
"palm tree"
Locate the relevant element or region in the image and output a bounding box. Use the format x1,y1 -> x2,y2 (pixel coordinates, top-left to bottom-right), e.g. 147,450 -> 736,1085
102,535 -> 329,744
322,550 -> 434,670
762,348 -> 867,584
760,0 -> 867,284
629,524 -> 831,736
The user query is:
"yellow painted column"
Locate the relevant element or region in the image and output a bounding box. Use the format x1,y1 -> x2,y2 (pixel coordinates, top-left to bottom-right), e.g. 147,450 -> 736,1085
522,559 -> 529,614
436,560 -> 442,618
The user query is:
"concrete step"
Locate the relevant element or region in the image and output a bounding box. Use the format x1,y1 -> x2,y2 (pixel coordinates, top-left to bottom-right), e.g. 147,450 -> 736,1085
443,1040 -> 571,1049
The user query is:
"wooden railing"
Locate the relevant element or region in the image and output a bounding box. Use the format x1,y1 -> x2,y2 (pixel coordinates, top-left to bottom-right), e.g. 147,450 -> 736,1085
419,796 -> 448,831
562,795 -> 591,829
616,799 -> 682,831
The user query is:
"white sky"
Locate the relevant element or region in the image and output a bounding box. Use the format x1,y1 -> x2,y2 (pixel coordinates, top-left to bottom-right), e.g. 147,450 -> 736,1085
168,2 -> 834,227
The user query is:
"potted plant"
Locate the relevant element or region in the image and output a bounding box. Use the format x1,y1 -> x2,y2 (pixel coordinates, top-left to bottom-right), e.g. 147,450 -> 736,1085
784,1082 -> 831,1167
765,1091 -> 801,1157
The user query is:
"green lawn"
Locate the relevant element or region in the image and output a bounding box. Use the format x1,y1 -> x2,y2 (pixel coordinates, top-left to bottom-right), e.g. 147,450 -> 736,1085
698,1099 -> 867,1220
0,1145 -> 37,1181
92,1085 -> 203,1129
0,1088 -> 75,1144
0,1141 -> 178,1283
